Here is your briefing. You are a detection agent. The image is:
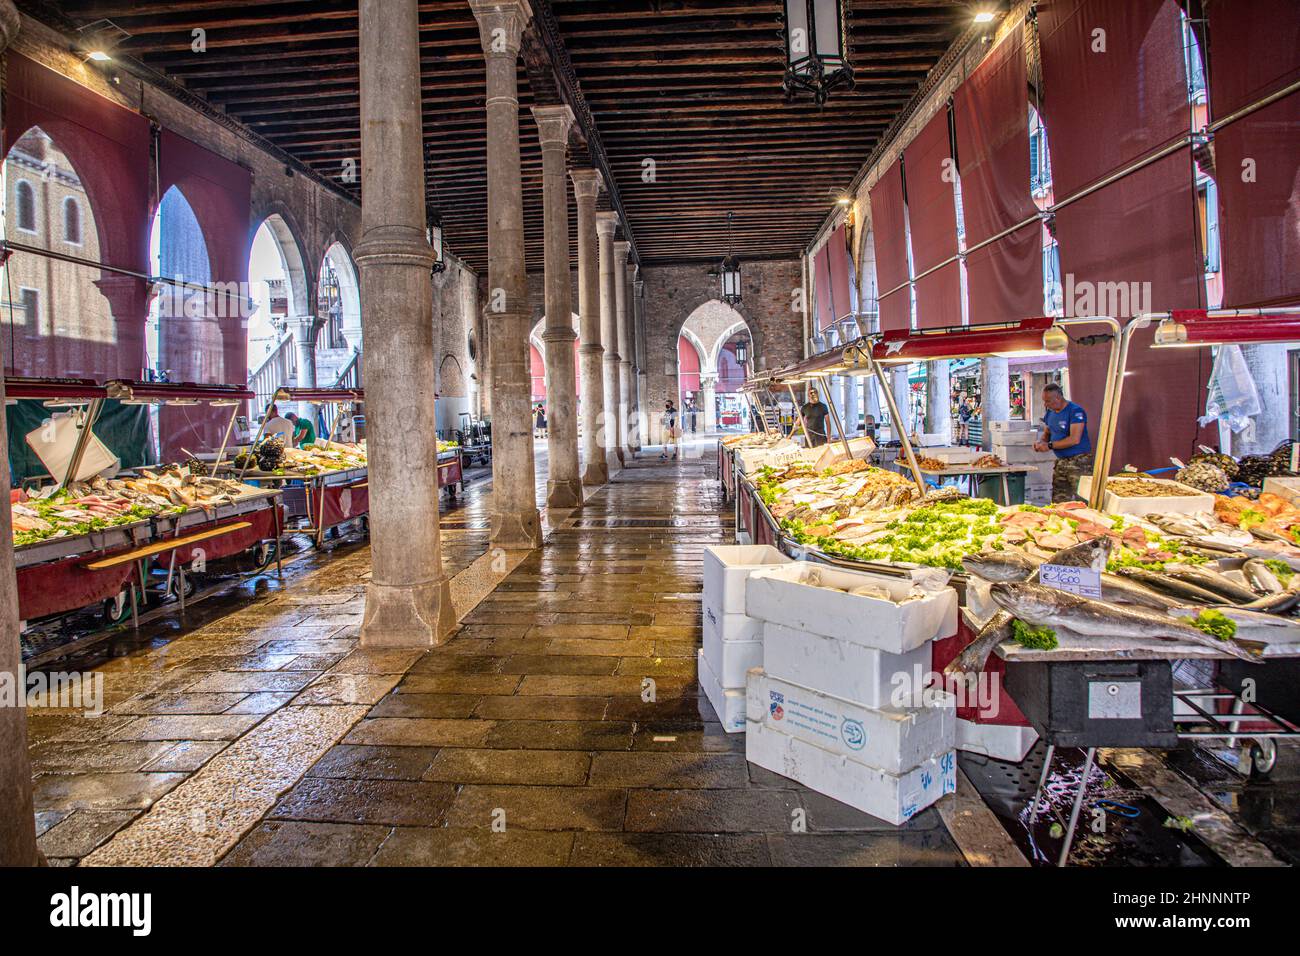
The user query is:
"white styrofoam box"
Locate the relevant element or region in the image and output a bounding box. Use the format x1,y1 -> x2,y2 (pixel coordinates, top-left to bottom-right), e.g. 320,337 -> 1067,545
916,432 -> 949,447
1078,475 -> 1215,516
1263,475 -> 1300,505
703,604 -> 764,645
703,544 -> 791,616
993,429 -> 1040,447
812,435 -> 876,470
956,718 -> 1039,762
993,442 -> 1054,464
933,447 -> 981,466
737,444 -> 819,473
698,649 -> 745,733
746,562 -> 958,654
703,618 -> 763,687
1024,486 -> 1051,507
746,719 -> 956,825
746,670 -> 954,775
763,621 -> 933,710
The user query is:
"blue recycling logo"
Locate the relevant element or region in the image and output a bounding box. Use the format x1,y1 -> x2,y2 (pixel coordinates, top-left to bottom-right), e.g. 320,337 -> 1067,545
840,718 -> 866,750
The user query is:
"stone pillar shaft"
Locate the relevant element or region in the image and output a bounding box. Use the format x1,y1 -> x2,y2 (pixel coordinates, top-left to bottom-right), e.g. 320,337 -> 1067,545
0,0 -> 39,868
596,212 -> 622,474
471,0 -> 541,547
613,241 -> 634,458
572,170 -> 608,486
355,0 -> 454,646
533,105 -> 582,508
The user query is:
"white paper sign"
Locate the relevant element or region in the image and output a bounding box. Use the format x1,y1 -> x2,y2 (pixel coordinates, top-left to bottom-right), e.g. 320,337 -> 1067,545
1040,562 -> 1101,598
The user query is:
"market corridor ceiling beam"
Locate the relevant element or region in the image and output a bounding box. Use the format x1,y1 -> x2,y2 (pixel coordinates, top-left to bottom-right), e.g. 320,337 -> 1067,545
23,0 -> 970,269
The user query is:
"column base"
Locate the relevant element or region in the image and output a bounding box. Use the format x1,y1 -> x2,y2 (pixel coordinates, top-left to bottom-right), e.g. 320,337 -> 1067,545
361,577 -> 456,647
546,477 -> 584,510
491,508 -> 543,549
582,461 -> 609,486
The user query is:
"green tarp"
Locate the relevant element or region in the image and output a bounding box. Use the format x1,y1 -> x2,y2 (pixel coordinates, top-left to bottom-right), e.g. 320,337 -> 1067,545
6,399 -> 156,486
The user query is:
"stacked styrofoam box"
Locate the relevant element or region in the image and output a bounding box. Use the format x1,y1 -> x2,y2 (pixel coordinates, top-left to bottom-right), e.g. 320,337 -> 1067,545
743,562 -> 959,824
699,545 -> 793,732
988,423 -> 1053,504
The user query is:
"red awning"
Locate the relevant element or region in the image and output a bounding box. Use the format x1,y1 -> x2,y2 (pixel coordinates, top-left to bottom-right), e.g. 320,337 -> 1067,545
3,376 -> 107,402
105,380 -> 255,403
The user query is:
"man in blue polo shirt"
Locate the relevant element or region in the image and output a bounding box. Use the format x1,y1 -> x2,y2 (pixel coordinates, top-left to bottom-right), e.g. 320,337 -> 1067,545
1034,382 -> 1094,502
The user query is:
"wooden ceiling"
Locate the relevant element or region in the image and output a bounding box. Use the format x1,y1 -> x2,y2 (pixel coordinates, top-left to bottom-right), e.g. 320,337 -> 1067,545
22,0 -> 971,270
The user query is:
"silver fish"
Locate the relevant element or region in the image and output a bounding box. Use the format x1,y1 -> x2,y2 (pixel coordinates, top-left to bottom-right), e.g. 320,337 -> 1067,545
944,610 -> 1014,680
1163,566 -> 1261,604
988,582 -> 1262,663
961,552 -> 1041,582
1116,567 -> 1228,605
1242,558 -> 1284,594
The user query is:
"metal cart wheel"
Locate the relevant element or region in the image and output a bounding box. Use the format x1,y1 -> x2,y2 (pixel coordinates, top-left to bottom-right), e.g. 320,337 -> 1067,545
102,589 -> 132,625
169,570 -> 198,600
252,539 -> 278,572
1247,739 -> 1277,779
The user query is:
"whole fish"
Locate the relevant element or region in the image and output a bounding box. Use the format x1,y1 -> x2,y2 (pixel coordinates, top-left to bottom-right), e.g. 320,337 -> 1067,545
1236,586 -> 1300,615
988,582 -> 1262,662
961,551 -> 1040,582
962,537 -> 1111,583
1242,558 -> 1284,594
1163,566 -> 1260,604
944,610 -> 1014,679
1098,573 -> 1182,610
1116,567 -> 1227,605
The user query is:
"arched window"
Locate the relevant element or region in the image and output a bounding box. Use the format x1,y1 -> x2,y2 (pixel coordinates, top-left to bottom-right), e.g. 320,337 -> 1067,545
62,197 -> 82,245
15,180 -> 36,232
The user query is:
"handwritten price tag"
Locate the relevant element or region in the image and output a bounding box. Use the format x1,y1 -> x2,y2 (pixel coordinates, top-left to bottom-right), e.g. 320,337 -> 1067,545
1040,562 -> 1101,598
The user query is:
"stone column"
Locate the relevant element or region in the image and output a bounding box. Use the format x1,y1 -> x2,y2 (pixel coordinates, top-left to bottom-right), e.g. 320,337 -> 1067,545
634,278 -> 649,449
290,314 -> 318,417
354,0 -> 454,646
702,374 -> 718,432
464,273 -> 484,419
596,211 -> 622,474
924,361 -> 951,442
471,0 -> 541,547
842,374 -> 859,436
891,367 -> 912,441
0,0 -> 38,869
980,357 -> 1010,451
613,240 -> 634,458
532,104 -> 582,508
572,169 -> 608,485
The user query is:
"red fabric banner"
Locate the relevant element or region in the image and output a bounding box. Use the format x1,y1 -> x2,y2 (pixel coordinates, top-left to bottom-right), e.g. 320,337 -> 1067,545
1040,0 -> 1212,469
953,29 -> 1044,325
903,110 -> 962,329
3,54 -> 152,379
869,159 -> 910,332
1207,0 -> 1300,308
827,225 -> 853,328
813,246 -> 835,331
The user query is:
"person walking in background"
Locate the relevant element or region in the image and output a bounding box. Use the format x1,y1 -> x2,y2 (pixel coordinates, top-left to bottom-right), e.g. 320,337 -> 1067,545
659,400 -> 681,460
533,403 -> 547,439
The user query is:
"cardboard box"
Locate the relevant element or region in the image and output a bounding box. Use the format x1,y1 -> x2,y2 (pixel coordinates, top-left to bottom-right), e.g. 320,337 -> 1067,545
746,669 -> 954,774
703,617 -> 763,687
703,544 -> 791,615
746,719 -> 956,825
762,621 -> 933,710
746,563 -> 957,654
698,649 -> 745,733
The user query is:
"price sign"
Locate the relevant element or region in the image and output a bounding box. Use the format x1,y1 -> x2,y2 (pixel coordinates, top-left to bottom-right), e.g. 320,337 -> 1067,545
1040,562 -> 1101,598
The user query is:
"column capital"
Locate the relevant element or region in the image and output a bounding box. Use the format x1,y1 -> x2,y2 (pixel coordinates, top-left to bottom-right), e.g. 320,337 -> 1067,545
596,211 -> 619,237
468,0 -> 532,57
570,167 -> 603,199
612,240 -> 631,262
531,104 -> 575,148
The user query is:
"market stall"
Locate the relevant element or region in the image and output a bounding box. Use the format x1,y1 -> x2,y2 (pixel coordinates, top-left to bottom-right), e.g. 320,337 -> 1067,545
9,378 -> 282,629
720,317 -> 1300,850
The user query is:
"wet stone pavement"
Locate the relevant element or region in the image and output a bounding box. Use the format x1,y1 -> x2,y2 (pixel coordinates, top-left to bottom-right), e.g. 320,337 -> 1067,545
26,445 -> 969,866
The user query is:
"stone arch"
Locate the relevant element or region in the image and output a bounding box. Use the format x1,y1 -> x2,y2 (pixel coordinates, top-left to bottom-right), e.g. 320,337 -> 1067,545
319,240 -> 362,352
671,294 -> 765,371
2,125 -> 117,378
527,314 -> 582,398
706,318 -> 750,372
250,211 -> 312,320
